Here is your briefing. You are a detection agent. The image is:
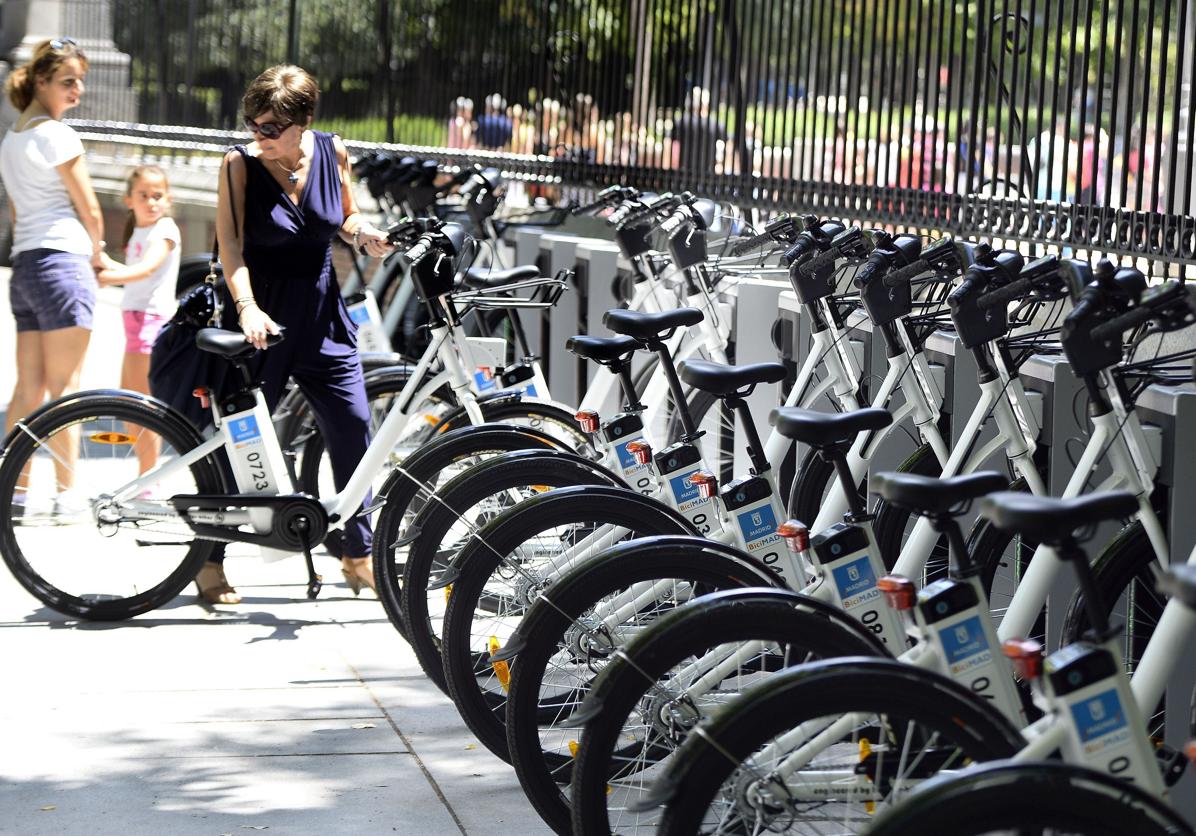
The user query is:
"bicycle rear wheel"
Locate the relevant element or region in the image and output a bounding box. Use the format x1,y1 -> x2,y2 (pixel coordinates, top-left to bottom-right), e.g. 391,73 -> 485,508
0,392 -> 225,620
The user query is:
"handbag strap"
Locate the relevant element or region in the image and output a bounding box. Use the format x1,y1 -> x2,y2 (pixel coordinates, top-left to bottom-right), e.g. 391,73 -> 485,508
207,150 -> 240,284
203,151 -> 240,326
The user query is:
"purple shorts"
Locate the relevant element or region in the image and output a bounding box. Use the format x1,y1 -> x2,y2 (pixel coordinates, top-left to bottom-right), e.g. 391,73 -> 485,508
9,248 -> 97,332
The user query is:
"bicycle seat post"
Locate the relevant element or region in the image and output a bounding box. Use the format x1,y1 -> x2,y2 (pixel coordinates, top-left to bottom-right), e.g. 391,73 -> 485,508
647,335 -> 702,443
723,394 -> 769,476
1059,535 -> 1117,643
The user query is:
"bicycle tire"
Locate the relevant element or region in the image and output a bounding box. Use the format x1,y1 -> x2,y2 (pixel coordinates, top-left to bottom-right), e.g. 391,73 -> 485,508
654,658 -> 1024,835
788,444 -> 867,527
504,539 -> 784,834
1059,520 -> 1167,734
0,391 -> 226,620
306,395 -> 592,559
441,486 -> 696,761
370,424 -> 575,639
294,365 -> 454,499
401,449 -> 622,694
571,587 -> 890,836
870,442 -> 943,569
865,760 -> 1193,836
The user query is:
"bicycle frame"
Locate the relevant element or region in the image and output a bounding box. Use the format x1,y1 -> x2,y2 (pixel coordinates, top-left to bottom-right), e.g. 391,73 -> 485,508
105,316 -> 523,538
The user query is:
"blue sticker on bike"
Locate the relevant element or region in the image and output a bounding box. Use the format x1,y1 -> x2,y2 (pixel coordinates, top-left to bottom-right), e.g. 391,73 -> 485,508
938,615 -> 990,670
669,470 -> 702,511
737,504 -> 778,544
831,556 -> 879,608
1070,689 -> 1128,744
348,304 -> 371,325
229,415 -> 261,444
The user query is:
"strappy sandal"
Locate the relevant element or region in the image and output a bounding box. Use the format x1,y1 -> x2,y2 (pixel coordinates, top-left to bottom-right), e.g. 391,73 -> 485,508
196,561 -> 241,604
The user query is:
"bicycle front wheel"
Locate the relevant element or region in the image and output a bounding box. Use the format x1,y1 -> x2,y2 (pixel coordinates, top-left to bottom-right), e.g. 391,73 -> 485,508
0,392 -> 225,620
441,485 -> 695,761
865,761 -> 1192,836
655,658 -> 1023,835
571,587 -> 889,835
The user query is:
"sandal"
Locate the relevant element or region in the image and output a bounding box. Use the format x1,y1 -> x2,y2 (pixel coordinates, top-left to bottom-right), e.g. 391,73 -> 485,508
341,557 -> 376,596
196,561 -> 241,604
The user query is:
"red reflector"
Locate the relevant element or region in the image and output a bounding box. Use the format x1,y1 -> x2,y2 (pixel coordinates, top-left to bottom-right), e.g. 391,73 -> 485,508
776,519 -> 810,552
1001,638 -> 1044,680
686,470 -> 718,499
575,410 -> 600,433
192,387 -> 210,409
877,575 -> 916,610
1184,740 -> 1196,767
626,440 -> 652,466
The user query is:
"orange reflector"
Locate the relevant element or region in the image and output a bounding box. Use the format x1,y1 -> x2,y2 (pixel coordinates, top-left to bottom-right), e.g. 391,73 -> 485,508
192,387 -> 210,409
776,519 -> 810,552
489,636 -> 511,692
686,470 -> 718,499
877,575 -> 916,610
1001,638 -> 1044,680
531,485 -> 552,493
626,440 -> 653,466
568,740 -> 580,758
575,410 -> 600,433
1184,739 -> 1196,766
88,432 -> 136,446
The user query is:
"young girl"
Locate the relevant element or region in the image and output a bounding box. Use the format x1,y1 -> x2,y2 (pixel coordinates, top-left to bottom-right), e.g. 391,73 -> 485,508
97,165 -> 181,473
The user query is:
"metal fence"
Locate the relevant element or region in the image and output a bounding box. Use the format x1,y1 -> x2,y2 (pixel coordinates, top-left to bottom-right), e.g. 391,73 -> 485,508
101,0 -> 1196,261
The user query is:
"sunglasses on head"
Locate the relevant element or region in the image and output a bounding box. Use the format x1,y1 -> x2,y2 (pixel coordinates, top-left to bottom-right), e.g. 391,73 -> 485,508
50,37 -> 77,51
244,117 -> 292,140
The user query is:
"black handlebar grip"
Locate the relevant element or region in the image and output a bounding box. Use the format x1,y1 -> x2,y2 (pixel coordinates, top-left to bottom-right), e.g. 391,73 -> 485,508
852,258 -> 884,289
797,247 -> 841,277
948,276 -> 983,307
1091,304 -> 1158,343
977,276 -> 1033,311
883,259 -> 931,287
729,229 -> 776,257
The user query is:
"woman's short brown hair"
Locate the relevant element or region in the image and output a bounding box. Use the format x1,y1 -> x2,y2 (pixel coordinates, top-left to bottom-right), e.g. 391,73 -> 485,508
5,39 -> 89,112
241,64 -> 319,126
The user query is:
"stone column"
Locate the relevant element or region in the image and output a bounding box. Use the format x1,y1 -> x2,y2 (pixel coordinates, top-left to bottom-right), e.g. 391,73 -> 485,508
0,0 -> 137,127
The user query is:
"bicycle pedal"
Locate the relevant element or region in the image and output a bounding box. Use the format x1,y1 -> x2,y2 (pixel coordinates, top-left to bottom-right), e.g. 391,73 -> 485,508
1157,742 -> 1188,787
307,574 -> 323,599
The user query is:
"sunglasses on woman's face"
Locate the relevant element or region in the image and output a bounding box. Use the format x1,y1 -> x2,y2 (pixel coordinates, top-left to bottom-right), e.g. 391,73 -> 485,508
244,117 -> 292,140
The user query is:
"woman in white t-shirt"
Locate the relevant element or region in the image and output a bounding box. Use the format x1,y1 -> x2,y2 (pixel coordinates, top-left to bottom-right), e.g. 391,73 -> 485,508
96,165 -> 180,474
0,38 -> 106,514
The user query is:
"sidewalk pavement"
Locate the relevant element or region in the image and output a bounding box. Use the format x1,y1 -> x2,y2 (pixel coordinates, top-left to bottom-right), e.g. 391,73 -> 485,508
0,268 -> 555,835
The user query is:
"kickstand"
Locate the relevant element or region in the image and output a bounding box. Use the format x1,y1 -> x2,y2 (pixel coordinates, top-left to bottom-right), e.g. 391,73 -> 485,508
295,517 -> 322,599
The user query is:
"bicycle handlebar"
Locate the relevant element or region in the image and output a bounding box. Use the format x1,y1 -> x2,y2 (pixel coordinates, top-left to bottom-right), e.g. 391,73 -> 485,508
729,229 -> 775,257
977,276 -> 1033,310
403,237 -> 434,267
1090,303 -> 1160,343
883,259 -> 931,287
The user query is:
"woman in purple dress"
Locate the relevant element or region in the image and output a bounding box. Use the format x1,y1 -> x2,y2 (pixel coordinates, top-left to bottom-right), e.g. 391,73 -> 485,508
197,65 -> 392,604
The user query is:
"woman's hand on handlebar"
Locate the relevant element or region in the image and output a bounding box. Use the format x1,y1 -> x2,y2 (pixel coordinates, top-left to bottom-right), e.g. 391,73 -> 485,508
239,305 -> 282,350
357,224 -> 394,258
